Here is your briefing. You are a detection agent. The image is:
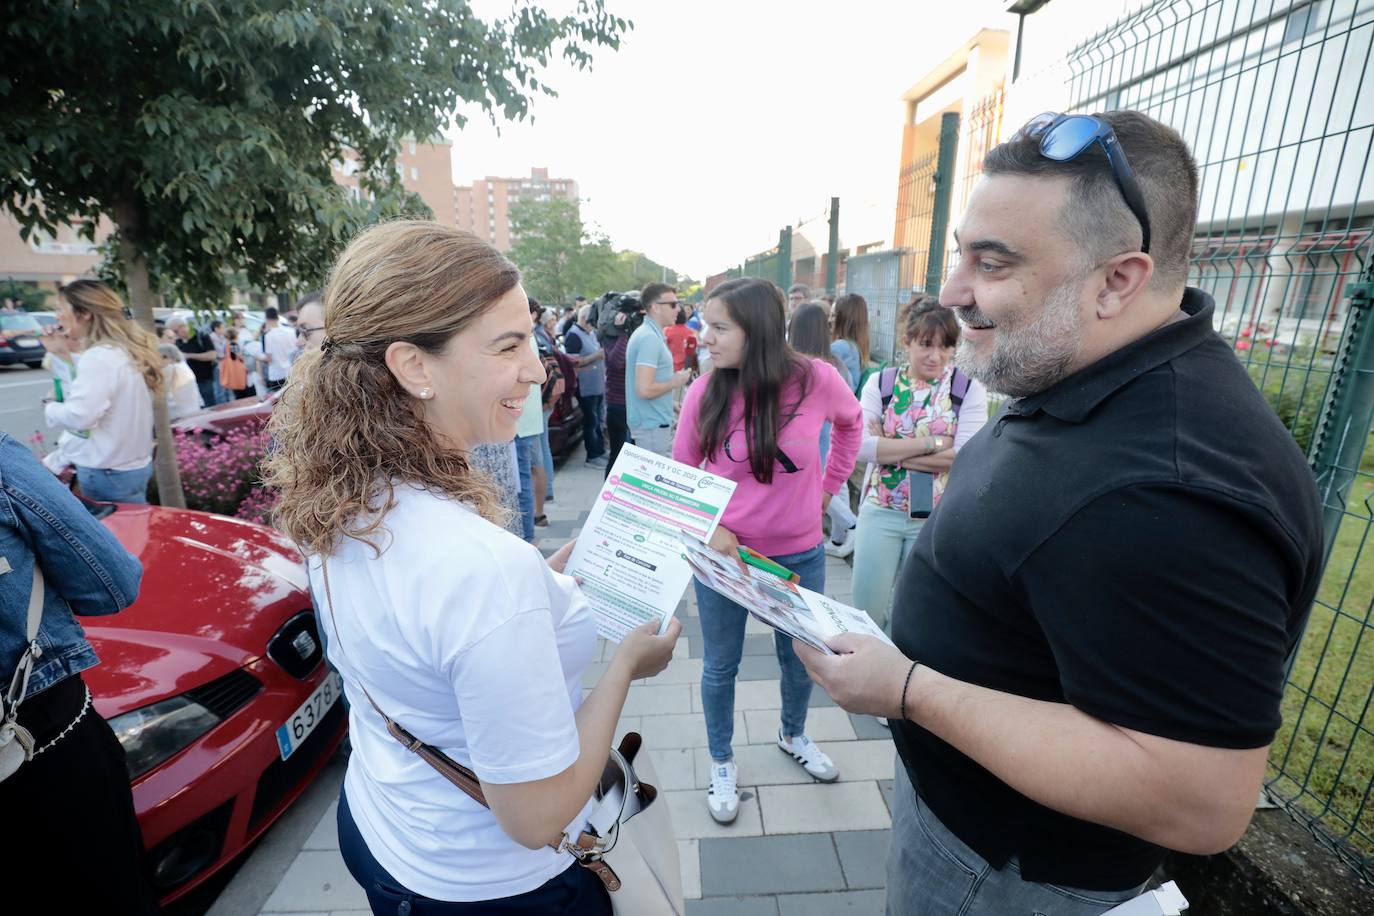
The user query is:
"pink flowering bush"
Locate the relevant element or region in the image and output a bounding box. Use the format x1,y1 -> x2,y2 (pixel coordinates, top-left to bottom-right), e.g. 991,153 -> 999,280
173,428 -> 279,523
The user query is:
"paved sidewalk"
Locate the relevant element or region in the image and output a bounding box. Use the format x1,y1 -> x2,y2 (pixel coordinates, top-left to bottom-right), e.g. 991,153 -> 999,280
219,441 -> 893,916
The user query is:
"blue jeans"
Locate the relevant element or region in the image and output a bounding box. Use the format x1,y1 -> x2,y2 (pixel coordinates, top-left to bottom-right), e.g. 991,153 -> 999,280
887,762 -> 1146,915
850,501 -> 925,633
540,408 -> 555,500
77,463 -> 152,504
695,541 -> 825,762
337,787 -> 611,915
580,393 -> 605,460
515,434 -> 539,542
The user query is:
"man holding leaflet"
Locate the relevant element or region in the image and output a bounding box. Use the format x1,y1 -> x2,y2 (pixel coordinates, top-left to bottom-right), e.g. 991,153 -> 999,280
796,110 -> 1323,915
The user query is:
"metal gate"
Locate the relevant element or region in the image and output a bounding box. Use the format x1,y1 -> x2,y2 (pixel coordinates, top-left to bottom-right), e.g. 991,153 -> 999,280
1065,0 -> 1374,881
844,249 -> 912,363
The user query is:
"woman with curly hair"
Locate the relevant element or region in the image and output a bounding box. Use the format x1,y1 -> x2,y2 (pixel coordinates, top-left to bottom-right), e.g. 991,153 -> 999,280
264,221 -> 680,914
41,280 -> 162,503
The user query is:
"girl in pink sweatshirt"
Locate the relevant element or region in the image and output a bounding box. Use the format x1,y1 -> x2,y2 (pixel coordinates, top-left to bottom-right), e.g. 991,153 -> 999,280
672,277 -> 862,825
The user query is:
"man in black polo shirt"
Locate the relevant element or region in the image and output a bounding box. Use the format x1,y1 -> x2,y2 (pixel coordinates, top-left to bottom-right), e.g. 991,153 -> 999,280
170,316 -> 218,410
798,110 -> 1322,915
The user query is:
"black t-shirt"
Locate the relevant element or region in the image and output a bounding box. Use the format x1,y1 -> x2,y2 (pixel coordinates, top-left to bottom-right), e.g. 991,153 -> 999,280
889,288 -> 1323,891
176,331 -> 216,383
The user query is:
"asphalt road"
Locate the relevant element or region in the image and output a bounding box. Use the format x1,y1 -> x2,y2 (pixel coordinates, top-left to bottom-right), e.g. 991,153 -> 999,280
0,364 -> 57,449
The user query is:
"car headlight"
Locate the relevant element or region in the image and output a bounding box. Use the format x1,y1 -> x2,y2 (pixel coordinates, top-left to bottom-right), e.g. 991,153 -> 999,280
107,696 -> 222,779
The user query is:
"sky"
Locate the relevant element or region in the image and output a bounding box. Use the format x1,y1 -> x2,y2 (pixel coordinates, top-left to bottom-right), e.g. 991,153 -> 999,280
448,0 -> 1018,279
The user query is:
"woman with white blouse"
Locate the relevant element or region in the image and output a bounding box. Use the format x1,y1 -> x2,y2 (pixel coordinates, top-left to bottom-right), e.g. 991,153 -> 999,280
265,221 -> 681,914
41,280 -> 161,504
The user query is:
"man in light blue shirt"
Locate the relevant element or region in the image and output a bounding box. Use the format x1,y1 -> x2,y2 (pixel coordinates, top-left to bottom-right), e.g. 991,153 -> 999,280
625,283 -> 691,456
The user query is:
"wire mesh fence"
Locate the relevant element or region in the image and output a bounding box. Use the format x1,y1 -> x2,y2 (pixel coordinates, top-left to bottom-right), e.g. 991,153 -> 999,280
1065,0 -> 1374,882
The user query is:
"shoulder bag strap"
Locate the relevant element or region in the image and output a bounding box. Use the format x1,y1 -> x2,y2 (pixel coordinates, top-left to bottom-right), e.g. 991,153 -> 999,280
3,566 -> 45,718
318,560 -> 489,808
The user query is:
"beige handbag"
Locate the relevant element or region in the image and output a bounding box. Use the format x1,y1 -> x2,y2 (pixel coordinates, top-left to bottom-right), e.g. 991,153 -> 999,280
320,562 -> 684,914
0,566 -> 44,782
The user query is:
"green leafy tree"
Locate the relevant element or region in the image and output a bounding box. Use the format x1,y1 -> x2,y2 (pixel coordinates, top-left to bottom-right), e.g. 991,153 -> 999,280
1,0 -> 629,506
508,198 -> 693,303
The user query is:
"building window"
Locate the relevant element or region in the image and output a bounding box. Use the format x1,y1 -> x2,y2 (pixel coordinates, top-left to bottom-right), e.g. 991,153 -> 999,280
411,167 -> 419,181
409,142 -> 417,155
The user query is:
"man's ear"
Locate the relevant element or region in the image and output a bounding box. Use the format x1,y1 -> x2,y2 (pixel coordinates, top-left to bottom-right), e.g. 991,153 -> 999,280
1097,251 -> 1154,319
384,341 -> 432,399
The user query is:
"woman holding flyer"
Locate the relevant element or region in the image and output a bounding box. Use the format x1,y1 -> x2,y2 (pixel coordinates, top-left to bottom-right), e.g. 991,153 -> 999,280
265,221 -> 680,914
673,277 -> 862,824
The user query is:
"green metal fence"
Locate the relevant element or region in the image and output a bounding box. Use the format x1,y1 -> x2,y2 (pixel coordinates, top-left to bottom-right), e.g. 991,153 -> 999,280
1064,0 -> 1374,882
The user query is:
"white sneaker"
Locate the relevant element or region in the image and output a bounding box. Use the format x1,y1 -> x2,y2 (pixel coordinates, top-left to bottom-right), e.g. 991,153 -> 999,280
824,527 -> 856,559
707,759 -> 739,823
777,731 -> 840,782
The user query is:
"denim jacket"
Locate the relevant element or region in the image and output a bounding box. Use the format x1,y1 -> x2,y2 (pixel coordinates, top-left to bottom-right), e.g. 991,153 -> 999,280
0,433 -> 143,700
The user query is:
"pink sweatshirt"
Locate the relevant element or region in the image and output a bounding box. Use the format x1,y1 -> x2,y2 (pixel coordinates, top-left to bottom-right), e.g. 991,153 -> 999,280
673,357 -> 862,557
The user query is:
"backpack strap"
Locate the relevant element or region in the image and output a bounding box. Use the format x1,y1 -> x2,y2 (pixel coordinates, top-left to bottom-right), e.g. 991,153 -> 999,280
878,366 -> 900,412
950,369 -> 971,418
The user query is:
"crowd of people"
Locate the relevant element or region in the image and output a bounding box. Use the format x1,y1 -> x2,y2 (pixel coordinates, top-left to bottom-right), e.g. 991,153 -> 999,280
1,108 -> 1328,916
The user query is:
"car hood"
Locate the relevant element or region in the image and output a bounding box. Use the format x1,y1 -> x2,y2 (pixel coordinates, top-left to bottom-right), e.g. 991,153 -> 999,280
171,394 -> 276,434
87,503 -> 311,718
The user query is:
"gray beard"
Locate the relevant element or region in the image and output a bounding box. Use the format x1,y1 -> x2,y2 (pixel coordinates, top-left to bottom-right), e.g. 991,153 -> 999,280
954,279 -> 1084,398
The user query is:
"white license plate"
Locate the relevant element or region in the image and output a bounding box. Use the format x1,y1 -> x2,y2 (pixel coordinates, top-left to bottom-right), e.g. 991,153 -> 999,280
275,671 -> 342,761
15,337 -> 37,347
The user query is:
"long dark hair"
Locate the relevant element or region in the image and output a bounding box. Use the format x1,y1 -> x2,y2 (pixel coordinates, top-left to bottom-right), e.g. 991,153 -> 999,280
698,278 -> 810,484
788,302 -> 840,369
831,294 -> 870,366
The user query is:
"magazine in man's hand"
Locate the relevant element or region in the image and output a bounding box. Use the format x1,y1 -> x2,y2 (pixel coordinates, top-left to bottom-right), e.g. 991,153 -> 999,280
679,533 -> 894,655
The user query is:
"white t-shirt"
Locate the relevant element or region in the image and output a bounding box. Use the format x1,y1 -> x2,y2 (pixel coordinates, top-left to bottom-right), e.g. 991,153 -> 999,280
43,344 -> 153,471
309,484 -> 597,901
164,362 -> 204,419
263,324 -> 297,382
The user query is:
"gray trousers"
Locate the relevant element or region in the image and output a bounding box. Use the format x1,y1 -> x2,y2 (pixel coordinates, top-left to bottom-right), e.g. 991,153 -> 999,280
886,760 -> 1146,915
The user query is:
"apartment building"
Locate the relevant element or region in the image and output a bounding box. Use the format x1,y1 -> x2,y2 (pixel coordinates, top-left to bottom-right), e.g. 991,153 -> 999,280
454,167 -> 579,252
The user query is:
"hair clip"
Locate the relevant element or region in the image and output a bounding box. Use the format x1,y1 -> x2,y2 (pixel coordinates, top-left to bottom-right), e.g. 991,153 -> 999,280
122,306 -> 134,319
320,336 -> 337,355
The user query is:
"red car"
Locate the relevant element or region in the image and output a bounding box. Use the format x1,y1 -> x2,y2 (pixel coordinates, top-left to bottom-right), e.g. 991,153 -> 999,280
172,392 -> 279,436
85,498 -> 345,904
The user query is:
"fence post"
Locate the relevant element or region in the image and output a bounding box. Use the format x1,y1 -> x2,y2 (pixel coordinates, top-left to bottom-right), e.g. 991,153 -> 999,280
925,111 -> 961,297
826,197 -> 840,297
778,225 -> 793,291
1309,272 -> 1374,567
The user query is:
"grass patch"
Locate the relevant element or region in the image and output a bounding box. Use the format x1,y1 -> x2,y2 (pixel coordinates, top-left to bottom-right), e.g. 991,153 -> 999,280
1267,435 -> 1374,866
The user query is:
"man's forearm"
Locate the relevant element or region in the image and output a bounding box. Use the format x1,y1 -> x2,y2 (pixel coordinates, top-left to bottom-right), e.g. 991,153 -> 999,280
904,664 -> 1265,854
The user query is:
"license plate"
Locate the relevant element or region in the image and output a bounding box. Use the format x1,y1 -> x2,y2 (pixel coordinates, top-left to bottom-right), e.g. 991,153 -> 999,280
15,337 -> 37,347
275,671 -> 342,761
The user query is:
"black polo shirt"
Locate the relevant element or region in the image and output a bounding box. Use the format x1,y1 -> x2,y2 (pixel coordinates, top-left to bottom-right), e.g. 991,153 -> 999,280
889,288 -> 1323,891
176,330 -> 216,383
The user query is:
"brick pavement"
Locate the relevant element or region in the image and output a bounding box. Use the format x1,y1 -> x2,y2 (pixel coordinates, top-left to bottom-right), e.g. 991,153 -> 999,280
228,441 -> 894,916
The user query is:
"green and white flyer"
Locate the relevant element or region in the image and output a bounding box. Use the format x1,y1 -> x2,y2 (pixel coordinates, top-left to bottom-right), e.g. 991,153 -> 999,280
567,444 -> 736,642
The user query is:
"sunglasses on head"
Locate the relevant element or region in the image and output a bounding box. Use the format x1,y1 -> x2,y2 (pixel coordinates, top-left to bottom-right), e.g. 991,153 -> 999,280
1014,112 -> 1152,254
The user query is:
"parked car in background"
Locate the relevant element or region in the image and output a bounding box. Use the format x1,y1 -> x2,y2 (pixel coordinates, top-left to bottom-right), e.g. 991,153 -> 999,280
0,309 -> 47,368
86,495 -> 345,904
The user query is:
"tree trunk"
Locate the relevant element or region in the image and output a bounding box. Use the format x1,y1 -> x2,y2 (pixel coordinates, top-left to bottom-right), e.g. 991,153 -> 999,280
114,189 -> 186,509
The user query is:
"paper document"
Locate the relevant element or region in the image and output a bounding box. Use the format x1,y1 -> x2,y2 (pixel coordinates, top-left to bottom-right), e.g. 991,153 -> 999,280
567,445 -> 736,642
679,533 -> 894,655
1101,882 -> 1188,915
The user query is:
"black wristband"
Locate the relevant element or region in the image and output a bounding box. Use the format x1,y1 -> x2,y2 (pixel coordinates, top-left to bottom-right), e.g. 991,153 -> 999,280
899,660 -> 919,722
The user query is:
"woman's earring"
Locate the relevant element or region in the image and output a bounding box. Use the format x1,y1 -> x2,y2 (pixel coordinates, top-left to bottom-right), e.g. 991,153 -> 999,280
418,387 -> 433,400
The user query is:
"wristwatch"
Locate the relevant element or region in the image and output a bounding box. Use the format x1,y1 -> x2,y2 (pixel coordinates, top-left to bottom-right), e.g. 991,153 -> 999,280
931,436 -> 943,452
